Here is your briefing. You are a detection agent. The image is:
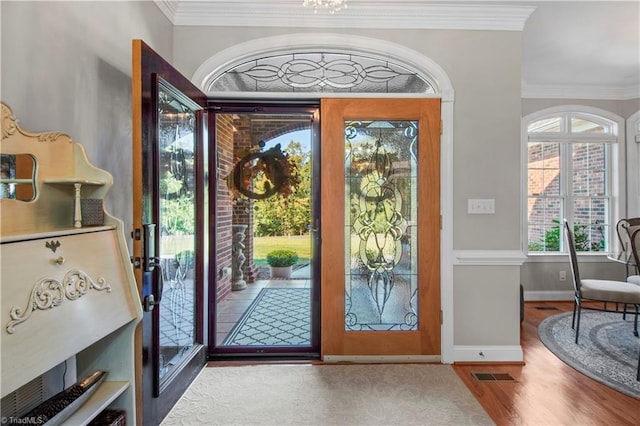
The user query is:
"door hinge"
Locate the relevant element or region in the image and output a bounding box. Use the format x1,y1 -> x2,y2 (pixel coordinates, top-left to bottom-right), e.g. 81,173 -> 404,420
440,215 -> 442,230
440,120 -> 443,135
132,229 -> 142,268
440,310 -> 443,325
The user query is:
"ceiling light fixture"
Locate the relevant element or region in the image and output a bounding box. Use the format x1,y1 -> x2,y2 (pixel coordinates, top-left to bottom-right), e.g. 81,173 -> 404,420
303,0 -> 347,15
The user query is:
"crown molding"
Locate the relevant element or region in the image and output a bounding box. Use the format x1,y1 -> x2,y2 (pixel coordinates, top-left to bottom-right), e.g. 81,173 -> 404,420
522,84 -> 640,101
153,0 -> 535,30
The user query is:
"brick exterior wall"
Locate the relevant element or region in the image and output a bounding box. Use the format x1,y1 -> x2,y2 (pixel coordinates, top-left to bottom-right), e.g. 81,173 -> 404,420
528,142 -> 607,248
215,114 -> 234,301
232,114 -> 258,283
216,113 -> 312,300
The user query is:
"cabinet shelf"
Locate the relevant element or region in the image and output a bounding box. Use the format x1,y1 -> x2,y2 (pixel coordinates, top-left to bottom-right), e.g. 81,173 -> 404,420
0,225 -> 115,243
44,179 -> 108,186
65,381 -> 130,426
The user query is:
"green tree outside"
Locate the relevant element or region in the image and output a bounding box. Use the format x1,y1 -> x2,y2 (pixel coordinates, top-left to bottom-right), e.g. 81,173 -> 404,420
253,140 -> 312,237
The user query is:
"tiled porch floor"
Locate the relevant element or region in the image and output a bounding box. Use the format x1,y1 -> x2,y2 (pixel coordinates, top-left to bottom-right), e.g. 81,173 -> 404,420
215,266 -> 312,346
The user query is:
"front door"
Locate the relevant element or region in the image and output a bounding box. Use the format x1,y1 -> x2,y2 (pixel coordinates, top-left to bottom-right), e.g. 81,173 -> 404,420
321,98 -> 441,359
132,40 -> 208,425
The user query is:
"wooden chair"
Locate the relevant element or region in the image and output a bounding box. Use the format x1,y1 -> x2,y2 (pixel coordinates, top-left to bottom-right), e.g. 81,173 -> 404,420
563,219 -> 640,344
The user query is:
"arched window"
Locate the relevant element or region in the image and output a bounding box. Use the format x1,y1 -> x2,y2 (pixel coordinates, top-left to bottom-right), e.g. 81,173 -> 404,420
207,51 -> 436,94
192,33 -> 452,100
523,107 -> 624,254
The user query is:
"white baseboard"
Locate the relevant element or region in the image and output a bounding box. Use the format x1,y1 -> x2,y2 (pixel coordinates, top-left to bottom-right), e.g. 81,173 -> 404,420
453,345 -> 523,363
524,291 -> 573,301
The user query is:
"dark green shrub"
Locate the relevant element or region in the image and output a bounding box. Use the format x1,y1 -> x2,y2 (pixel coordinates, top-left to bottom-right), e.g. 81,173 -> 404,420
266,249 -> 299,267
528,219 -> 604,252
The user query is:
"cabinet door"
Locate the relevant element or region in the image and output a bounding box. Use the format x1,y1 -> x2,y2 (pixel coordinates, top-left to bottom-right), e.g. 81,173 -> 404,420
1,231 -> 136,398
132,39 -> 208,426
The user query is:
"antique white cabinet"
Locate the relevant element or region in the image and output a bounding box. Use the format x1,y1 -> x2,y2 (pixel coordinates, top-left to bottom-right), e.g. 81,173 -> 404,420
0,102 -> 142,424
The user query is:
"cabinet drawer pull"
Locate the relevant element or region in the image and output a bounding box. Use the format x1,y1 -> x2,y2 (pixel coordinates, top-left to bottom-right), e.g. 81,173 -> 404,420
55,256 -> 65,265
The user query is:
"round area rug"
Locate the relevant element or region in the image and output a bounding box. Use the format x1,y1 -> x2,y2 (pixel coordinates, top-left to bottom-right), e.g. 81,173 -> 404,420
538,310 -> 640,398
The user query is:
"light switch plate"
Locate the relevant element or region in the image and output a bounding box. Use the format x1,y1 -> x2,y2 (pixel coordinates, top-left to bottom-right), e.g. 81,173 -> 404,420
468,199 -> 495,214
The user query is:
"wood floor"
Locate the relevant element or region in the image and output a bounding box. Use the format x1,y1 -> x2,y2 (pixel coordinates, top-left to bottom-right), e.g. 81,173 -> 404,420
453,301 -> 639,426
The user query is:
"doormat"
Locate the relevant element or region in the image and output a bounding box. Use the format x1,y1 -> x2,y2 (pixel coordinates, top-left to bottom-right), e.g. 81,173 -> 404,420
222,288 -> 311,346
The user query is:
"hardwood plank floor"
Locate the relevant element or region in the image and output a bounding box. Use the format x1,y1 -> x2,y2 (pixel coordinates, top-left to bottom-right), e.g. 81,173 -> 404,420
453,301 -> 639,426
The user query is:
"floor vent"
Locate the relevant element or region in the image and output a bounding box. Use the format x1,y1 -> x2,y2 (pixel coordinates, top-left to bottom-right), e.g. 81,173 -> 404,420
534,306 -> 560,311
471,372 -> 516,382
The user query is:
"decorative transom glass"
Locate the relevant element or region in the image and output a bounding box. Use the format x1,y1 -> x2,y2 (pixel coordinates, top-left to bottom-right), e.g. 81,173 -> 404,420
208,52 -> 435,94
345,120 -> 419,331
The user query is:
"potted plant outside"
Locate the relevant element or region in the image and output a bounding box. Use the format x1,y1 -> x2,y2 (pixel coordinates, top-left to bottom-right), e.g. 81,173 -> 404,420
266,249 -> 299,279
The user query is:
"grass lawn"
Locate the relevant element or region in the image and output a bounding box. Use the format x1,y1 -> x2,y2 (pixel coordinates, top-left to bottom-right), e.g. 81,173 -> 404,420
253,235 -> 312,265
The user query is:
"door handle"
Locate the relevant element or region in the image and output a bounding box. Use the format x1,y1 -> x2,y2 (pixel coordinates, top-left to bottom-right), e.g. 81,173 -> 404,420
142,223 -> 157,272
141,223 -> 162,311
143,257 -> 164,312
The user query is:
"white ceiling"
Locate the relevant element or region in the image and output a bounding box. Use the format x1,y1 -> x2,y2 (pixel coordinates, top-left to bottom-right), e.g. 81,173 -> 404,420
154,0 -> 640,100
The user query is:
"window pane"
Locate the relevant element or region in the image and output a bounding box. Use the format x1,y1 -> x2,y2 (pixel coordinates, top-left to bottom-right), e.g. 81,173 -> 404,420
528,117 -> 562,133
573,170 -> 606,196
572,144 -> 606,196
157,82 -> 197,381
528,143 -> 560,196
571,118 -> 606,134
527,198 -> 562,252
572,198 -> 607,252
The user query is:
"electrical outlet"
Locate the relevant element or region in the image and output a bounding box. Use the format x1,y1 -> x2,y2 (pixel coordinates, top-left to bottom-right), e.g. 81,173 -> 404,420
559,270 -> 567,281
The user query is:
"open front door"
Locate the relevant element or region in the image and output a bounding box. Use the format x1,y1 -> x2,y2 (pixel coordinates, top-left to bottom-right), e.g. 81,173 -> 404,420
321,98 -> 441,360
132,40 -> 208,425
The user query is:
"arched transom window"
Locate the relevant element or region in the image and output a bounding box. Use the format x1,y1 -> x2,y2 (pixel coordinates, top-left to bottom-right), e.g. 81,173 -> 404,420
207,51 -> 435,94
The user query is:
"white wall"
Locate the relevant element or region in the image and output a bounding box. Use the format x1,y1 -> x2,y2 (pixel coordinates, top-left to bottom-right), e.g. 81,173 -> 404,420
1,0 -> 173,242
174,26 -> 524,356
627,111 -> 640,217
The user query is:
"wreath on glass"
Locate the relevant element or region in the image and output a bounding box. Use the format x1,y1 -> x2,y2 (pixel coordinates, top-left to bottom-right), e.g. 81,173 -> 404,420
227,142 -> 300,202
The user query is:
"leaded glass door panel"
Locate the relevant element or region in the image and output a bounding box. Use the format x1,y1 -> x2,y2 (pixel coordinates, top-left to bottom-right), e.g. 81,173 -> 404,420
321,99 -> 441,358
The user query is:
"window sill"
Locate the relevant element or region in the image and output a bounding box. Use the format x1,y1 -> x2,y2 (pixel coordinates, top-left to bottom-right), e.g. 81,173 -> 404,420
524,253 -> 613,263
